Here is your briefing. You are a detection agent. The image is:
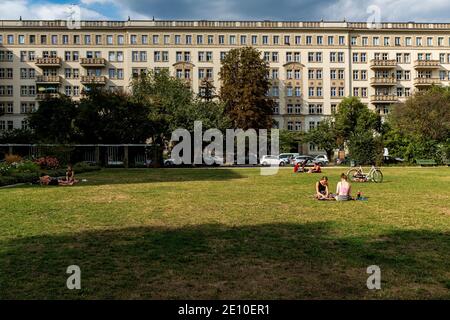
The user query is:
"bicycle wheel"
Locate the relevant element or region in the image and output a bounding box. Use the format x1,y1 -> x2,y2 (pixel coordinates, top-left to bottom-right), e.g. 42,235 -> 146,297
347,168 -> 360,182
372,170 -> 383,183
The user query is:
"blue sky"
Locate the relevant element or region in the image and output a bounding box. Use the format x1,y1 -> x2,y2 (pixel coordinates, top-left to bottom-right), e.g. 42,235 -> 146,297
0,0 -> 450,21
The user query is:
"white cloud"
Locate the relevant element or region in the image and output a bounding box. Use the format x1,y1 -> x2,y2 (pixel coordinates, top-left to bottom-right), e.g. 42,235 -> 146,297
0,0 -> 107,20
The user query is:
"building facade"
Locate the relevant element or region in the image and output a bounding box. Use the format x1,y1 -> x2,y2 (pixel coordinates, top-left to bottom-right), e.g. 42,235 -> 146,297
0,20 -> 450,154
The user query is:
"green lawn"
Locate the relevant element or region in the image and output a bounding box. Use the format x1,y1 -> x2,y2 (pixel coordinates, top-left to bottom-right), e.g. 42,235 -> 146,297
0,167 -> 449,299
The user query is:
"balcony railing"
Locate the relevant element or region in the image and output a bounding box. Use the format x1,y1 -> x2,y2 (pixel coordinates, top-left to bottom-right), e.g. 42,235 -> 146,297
414,60 -> 441,68
80,58 -> 107,67
35,57 -> 62,67
414,77 -> 441,86
370,59 -> 397,68
370,77 -> 397,85
35,75 -> 62,84
370,95 -> 398,103
36,93 -> 60,100
80,75 -> 107,85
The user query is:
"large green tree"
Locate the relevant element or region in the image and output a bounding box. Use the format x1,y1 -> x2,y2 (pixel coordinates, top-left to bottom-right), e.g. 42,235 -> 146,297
75,89 -> 153,144
386,86 -> 450,163
390,86 -> 450,142
304,120 -> 338,161
28,95 -> 77,143
219,47 -> 274,130
334,97 -> 383,164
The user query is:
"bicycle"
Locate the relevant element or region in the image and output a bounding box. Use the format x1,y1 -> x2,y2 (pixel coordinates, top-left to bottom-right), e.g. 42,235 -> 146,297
347,165 -> 383,183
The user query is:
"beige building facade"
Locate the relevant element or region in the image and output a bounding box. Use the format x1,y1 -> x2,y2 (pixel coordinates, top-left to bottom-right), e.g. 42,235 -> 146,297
0,20 -> 449,154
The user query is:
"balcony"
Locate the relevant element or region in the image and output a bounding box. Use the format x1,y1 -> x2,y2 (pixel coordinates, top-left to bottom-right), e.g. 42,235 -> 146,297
370,59 -> 397,69
414,60 -> 441,69
80,58 -> 107,67
370,77 -> 397,86
414,77 -> 441,86
36,93 -> 60,100
36,75 -> 62,84
81,75 -> 107,85
35,57 -> 62,68
370,95 -> 398,103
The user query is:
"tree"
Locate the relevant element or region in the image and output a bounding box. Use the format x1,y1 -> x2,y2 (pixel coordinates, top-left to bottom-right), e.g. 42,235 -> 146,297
0,128 -> 35,144
304,120 -> 338,161
278,130 -> 303,153
334,97 -> 383,164
27,95 -> 77,143
75,89 -> 153,144
219,47 -> 274,130
390,86 -> 450,142
131,69 -> 230,165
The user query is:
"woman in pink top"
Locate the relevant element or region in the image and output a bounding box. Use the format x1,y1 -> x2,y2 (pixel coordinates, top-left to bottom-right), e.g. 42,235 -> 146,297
336,173 -> 352,201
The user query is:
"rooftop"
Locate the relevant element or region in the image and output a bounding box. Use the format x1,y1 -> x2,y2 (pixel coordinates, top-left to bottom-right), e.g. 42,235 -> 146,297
1,19 -> 450,30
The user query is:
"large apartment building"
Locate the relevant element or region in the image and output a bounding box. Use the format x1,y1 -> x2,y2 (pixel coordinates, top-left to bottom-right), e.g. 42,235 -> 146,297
0,19 -> 449,153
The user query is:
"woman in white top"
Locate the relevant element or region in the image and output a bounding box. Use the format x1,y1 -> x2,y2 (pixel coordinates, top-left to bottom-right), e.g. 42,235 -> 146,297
336,173 -> 352,201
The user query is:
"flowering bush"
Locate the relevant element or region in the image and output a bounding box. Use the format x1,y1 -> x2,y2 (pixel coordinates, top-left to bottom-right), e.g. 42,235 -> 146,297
5,154 -> 22,165
0,162 -> 12,176
34,156 -> 60,170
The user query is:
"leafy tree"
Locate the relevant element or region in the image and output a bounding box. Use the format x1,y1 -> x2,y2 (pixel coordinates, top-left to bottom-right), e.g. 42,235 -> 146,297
390,86 -> 450,142
131,69 -> 230,164
27,95 -> 77,143
334,97 -> 383,164
304,120 -> 338,161
219,47 -> 274,130
0,128 -> 35,144
75,89 -> 153,144
278,130 -> 302,153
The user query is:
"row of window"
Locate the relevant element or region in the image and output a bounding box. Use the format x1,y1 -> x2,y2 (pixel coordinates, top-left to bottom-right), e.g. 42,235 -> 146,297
3,33 -> 450,47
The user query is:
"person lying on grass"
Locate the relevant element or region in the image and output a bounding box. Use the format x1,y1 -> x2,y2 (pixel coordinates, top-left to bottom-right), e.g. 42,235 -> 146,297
39,175 -> 78,186
308,163 -> 322,174
335,173 -> 352,201
315,176 -> 334,200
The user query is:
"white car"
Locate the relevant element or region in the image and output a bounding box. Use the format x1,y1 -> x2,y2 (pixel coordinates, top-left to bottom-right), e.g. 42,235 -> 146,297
313,155 -> 329,166
260,155 -> 286,166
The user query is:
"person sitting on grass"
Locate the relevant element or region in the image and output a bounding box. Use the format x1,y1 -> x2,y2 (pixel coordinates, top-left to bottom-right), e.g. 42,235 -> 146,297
294,161 -> 301,173
66,164 -> 76,183
335,173 -> 352,201
40,174 -> 77,186
315,176 -> 331,200
308,162 -> 322,174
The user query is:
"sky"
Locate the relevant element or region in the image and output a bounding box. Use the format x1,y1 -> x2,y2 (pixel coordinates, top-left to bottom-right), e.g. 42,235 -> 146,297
0,0 -> 449,22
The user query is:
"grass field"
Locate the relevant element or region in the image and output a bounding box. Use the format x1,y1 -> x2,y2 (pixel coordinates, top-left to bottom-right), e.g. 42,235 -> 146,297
0,167 -> 449,300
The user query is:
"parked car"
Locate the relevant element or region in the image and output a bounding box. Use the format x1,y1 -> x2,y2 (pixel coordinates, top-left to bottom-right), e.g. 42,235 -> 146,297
279,153 -> 300,164
260,155 -> 286,166
293,155 -> 315,166
313,155 -> 329,166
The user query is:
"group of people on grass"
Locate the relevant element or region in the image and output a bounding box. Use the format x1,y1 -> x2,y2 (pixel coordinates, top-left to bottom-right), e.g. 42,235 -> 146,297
315,174 -> 359,201
294,161 -> 322,174
39,165 -> 78,186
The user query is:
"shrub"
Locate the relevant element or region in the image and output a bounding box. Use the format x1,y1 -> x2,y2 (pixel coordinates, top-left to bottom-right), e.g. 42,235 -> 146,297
34,156 -> 60,170
10,172 -> 40,183
73,161 -> 101,173
5,154 -> 22,165
0,162 -> 12,176
15,161 -> 40,174
0,176 -> 18,187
